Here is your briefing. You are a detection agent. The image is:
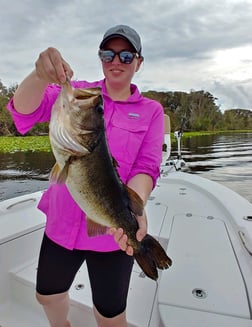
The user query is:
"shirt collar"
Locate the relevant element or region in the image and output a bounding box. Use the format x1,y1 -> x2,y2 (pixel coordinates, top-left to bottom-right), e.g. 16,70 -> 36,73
101,79 -> 142,103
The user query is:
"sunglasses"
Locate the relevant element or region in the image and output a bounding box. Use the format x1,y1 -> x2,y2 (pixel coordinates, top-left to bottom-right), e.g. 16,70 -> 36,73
98,50 -> 139,64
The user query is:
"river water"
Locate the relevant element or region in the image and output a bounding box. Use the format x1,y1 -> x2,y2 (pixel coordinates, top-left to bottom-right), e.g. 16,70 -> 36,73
0,133 -> 252,202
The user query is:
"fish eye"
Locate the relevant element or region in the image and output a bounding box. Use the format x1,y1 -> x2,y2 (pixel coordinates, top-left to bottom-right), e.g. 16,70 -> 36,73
96,105 -> 104,114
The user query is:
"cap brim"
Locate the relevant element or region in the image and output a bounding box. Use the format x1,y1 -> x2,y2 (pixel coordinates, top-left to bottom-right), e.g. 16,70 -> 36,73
99,34 -> 138,52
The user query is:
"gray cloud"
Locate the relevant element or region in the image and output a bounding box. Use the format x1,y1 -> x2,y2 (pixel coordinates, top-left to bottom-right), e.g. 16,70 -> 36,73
212,79 -> 252,110
141,1 -> 252,59
1,0 -> 251,111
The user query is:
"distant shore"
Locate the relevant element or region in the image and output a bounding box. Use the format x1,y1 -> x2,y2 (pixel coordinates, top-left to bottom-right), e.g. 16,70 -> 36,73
0,131 -> 252,153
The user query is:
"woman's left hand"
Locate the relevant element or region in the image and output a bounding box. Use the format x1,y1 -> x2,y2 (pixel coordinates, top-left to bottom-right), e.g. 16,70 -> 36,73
108,211 -> 147,256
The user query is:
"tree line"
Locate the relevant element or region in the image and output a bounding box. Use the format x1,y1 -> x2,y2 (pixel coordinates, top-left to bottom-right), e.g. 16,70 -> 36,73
0,79 -> 251,136
142,90 -> 252,131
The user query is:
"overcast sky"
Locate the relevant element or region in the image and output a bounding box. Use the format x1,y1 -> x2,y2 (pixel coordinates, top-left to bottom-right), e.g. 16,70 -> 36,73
1,0 -> 251,111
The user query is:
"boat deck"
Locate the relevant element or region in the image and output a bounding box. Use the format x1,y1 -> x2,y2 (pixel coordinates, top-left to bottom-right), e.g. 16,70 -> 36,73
1,171 -> 252,326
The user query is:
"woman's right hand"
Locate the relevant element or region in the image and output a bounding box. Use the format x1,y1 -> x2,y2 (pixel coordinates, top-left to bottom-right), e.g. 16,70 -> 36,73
35,47 -> 73,84
13,47 -> 73,114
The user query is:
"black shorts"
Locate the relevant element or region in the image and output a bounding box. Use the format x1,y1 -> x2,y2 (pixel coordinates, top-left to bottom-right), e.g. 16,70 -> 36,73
36,233 -> 134,318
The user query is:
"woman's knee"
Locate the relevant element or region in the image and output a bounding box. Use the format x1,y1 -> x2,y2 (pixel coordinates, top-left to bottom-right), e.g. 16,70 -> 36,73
36,291 -> 69,306
93,306 -> 128,327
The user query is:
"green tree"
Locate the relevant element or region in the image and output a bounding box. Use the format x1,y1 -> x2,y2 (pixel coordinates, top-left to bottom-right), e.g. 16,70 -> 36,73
223,109 -> 252,130
0,80 -> 18,135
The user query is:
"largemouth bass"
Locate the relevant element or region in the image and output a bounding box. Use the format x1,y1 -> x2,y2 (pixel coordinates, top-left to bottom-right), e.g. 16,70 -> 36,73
49,81 -> 172,280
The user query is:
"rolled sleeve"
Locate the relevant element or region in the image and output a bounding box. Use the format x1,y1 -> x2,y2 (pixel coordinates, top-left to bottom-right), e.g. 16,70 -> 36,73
7,84 -> 61,134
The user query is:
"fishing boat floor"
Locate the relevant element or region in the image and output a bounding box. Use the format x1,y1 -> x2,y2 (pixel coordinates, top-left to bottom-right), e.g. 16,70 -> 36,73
1,176 -> 252,326
0,192 -> 163,327
1,257 -> 157,327
0,302 -> 48,327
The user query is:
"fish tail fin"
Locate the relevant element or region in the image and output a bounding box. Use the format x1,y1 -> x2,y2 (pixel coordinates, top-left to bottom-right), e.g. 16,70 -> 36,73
134,234 -> 172,281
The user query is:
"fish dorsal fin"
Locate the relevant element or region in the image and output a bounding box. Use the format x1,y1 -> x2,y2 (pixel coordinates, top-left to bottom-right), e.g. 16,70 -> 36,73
49,162 -> 69,184
125,185 -> 144,216
87,218 -> 108,237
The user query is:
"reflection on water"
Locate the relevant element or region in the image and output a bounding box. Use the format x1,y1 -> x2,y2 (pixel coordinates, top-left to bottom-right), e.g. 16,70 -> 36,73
0,151 -> 55,201
171,132 -> 252,202
0,133 -> 252,202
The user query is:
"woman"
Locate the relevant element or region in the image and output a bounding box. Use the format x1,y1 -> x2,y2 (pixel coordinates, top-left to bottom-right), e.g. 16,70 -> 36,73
8,25 -> 164,327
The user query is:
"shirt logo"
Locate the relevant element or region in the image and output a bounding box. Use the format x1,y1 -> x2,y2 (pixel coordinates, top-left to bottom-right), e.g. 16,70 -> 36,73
128,112 -> 140,119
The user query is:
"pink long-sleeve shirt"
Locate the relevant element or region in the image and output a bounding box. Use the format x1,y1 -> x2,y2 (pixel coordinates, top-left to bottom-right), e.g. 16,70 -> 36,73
7,79 -> 164,251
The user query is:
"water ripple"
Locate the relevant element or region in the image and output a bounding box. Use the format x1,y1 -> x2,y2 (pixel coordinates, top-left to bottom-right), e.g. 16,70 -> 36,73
1,133 -> 251,202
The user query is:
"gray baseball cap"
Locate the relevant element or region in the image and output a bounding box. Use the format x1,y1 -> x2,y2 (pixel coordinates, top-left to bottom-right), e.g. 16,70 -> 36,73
99,25 -> 142,54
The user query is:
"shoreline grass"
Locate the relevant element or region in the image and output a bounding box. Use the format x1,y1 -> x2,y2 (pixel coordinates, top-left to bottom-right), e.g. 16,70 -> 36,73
0,136 -> 51,153
0,130 -> 251,153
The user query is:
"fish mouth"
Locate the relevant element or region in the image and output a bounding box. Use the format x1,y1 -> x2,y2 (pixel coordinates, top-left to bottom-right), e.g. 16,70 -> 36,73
62,81 -> 102,109
50,83 -> 103,155
72,87 -> 102,100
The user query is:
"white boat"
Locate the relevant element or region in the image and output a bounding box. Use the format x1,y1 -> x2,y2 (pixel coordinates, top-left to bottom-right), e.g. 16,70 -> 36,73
1,118 -> 252,327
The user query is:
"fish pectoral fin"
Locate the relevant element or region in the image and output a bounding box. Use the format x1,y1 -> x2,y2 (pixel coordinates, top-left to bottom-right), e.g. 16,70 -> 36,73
125,185 -> 144,216
49,162 -> 69,184
87,218 -> 108,237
